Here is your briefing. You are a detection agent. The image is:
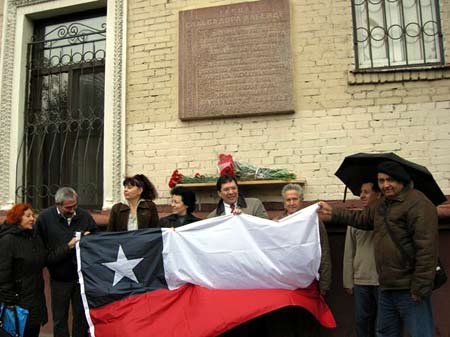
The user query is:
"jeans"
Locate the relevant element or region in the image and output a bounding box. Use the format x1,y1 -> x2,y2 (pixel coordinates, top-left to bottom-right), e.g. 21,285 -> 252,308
354,285 -> 378,337
376,289 -> 433,337
50,279 -> 89,337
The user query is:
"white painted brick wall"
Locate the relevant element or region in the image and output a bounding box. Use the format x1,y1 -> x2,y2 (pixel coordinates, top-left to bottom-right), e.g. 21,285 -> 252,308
125,0 -> 450,204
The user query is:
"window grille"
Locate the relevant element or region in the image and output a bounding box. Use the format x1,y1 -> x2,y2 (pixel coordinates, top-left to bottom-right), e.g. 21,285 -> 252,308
352,0 -> 444,70
17,11 -> 106,209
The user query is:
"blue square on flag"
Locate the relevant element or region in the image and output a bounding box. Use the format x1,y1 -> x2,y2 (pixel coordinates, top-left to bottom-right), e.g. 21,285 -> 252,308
79,228 -> 167,308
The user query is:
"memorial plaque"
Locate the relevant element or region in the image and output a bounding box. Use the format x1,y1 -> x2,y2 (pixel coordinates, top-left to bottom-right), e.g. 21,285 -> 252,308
179,0 -> 294,120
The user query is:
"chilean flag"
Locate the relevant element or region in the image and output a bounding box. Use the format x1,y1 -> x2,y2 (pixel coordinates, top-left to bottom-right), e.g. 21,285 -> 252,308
76,203 -> 335,337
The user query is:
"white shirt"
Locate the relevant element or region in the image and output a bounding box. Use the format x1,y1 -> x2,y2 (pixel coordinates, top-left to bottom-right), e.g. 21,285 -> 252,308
224,203 -> 235,215
126,199 -> 144,231
56,207 -> 76,227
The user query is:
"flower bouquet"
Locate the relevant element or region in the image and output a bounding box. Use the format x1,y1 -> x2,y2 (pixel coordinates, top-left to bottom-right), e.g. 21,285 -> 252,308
168,154 -> 296,187
217,153 -> 235,176
218,153 -> 296,181
234,160 -> 296,181
168,170 -> 218,188
179,173 -> 218,184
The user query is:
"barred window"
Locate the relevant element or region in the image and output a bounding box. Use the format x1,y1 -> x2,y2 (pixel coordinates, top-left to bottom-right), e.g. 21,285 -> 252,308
18,10 -> 106,209
352,0 -> 444,70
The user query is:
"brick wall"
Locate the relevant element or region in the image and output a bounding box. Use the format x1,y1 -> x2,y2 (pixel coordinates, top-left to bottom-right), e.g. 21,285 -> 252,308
126,0 -> 450,205
0,0 -> 3,55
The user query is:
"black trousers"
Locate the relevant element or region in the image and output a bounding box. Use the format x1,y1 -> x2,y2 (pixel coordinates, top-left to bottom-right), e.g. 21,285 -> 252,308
23,323 -> 41,337
50,279 -> 89,337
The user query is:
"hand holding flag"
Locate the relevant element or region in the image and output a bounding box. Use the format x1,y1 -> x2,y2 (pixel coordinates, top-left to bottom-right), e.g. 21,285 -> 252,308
77,203 -> 335,337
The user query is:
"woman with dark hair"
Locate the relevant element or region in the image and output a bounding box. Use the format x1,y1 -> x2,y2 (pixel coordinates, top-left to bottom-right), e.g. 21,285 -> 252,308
0,204 -> 48,337
107,174 -> 159,231
159,186 -> 201,228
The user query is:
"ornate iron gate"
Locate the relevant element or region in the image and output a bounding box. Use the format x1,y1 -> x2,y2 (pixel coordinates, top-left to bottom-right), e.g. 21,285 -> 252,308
17,13 -> 106,209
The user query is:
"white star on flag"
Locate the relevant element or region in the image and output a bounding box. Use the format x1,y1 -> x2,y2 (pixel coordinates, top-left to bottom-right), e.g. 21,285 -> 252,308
102,245 -> 144,286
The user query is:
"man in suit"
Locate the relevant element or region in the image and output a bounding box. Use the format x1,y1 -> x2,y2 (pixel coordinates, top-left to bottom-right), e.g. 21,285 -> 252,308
209,174 -> 268,337
208,174 -> 268,219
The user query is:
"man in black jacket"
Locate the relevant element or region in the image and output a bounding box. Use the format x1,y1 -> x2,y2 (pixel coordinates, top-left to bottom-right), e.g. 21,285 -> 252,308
36,187 -> 97,337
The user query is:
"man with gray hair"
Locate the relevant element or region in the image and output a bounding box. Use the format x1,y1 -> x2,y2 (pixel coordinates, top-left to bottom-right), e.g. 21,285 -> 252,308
279,183 -> 331,294
265,184 -> 332,337
36,187 -> 97,337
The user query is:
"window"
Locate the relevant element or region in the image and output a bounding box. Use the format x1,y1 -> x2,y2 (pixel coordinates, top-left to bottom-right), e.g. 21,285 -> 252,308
352,0 -> 444,70
18,10 -> 106,209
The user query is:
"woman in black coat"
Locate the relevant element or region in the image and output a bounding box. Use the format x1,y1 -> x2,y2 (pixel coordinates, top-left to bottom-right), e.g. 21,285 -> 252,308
0,203 -> 47,337
159,186 -> 201,228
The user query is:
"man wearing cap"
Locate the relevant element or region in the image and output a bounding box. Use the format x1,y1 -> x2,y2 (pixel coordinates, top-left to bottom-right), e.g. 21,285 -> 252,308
318,161 -> 438,337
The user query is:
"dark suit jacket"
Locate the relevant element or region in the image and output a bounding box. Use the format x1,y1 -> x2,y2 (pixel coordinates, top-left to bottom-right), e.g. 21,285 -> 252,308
35,206 -> 97,281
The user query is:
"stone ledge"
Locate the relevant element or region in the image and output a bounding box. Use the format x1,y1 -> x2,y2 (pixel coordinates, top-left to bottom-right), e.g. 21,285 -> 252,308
177,179 -> 306,190
348,65 -> 450,85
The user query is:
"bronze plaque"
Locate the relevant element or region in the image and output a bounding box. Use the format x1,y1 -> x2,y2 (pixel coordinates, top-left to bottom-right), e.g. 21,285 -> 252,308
179,0 -> 294,120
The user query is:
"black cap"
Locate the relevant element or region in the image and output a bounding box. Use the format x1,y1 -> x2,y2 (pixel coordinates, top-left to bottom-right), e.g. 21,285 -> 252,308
377,161 -> 411,185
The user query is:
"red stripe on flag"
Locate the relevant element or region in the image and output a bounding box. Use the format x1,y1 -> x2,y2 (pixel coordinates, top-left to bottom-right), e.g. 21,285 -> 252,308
89,282 -> 336,337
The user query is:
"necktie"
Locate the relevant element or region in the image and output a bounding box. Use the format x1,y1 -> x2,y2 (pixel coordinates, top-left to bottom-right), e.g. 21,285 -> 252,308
230,204 -> 235,213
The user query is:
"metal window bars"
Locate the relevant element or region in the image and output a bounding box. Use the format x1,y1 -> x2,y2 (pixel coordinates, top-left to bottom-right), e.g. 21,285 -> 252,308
352,0 -> 444,70
17,14 -> 106,210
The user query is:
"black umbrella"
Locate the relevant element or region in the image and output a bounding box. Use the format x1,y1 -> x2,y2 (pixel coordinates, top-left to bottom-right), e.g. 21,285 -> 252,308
335,152 -> 447,206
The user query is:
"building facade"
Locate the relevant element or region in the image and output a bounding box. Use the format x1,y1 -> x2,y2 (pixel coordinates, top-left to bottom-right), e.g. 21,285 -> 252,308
0,0 -> 449,210
0,0 -> 449,335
